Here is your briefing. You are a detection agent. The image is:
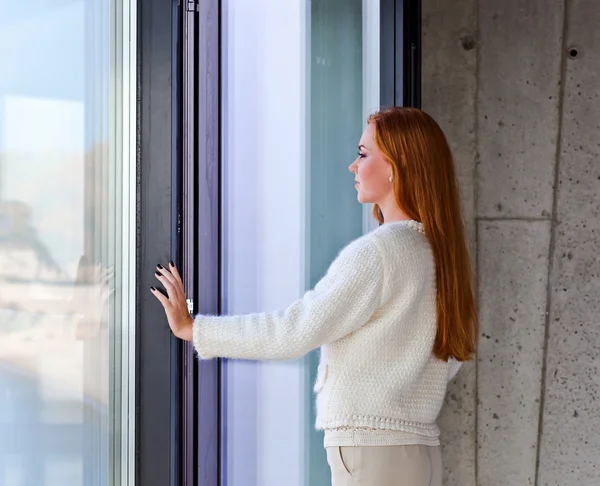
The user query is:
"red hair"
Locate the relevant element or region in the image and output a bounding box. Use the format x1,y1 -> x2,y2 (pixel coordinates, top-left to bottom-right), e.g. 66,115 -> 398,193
368,107 -> 478,361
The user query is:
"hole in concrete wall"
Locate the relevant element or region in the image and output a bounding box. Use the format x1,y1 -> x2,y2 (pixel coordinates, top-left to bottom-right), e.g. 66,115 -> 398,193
460,35 -> 476,51
568,47 -> 580,59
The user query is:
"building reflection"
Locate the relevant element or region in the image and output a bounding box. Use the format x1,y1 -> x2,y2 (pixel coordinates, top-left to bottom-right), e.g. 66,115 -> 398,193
0,197 -> 111,484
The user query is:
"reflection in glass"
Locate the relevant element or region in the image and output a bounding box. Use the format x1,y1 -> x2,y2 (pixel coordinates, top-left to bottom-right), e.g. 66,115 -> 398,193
221,0 -> 379,485
0,1 -> 136,485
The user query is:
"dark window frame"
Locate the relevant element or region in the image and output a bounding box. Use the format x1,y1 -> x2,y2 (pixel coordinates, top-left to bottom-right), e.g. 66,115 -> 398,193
381,0 -> 421,108
191,1 -> 221,486
136,0 -> 182,485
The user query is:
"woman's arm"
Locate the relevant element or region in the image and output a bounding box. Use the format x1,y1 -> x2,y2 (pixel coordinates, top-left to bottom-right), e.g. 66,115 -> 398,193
192,238 -> 384,360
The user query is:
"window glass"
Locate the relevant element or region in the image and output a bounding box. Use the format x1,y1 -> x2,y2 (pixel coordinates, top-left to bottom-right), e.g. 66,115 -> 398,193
221,1 -> 379,484
0,1 -> 136,484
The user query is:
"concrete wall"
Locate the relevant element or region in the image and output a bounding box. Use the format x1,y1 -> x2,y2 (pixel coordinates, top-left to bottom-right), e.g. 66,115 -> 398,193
422,1 -> 600,485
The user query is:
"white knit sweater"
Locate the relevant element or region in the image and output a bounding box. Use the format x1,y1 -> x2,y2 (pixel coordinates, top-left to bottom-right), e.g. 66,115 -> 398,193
192,220 -> 462,438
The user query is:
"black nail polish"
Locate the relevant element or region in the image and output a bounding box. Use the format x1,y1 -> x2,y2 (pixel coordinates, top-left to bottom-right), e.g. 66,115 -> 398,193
157,264 -> 164,270
169,261 -> 175,267
155,271 -> 161,277
150,286 -> 156,291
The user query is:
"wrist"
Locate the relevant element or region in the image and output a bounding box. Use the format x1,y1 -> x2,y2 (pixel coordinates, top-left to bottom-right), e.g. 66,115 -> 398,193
175,314 -> 194,342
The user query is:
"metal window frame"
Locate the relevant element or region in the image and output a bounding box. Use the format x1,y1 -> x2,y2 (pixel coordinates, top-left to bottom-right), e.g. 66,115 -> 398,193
179,2 -> 198,485
192,1 -> 221,485
136,0 -> 182,485
380,0 -> 421,108
137,0 -> 222,484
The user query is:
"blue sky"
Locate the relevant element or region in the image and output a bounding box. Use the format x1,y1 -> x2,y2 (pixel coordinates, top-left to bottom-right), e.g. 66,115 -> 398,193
0,1 -> 109,275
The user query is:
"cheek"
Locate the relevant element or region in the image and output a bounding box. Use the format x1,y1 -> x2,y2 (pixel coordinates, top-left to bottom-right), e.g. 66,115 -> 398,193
358,162 -> 386,192
357,163 -> 374,181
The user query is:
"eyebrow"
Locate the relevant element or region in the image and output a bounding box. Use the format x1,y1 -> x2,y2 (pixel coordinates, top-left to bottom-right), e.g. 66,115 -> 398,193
358,145 -> 368,151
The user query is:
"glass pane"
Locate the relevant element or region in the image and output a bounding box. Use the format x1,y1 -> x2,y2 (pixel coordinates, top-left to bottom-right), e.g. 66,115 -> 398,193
0,1 -> 136,485
221,0 -> 379,484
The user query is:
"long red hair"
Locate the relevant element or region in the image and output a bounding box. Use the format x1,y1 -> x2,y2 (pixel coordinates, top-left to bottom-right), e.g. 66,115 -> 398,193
368,107 -> 478,362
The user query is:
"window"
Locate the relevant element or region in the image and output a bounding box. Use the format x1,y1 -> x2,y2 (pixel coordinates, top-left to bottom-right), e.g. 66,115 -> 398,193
0,0 -> 137,484
220,1 -> 380,484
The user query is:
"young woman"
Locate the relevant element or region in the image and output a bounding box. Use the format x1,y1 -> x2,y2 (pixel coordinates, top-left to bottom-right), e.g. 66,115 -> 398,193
151,107 -> 478,486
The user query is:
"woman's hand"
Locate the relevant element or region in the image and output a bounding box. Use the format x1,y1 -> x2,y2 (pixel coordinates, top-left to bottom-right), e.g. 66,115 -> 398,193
150,262 -> 193,341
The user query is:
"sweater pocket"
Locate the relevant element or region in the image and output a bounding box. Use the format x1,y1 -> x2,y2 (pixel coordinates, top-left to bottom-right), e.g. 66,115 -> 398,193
314,364 -> 329,393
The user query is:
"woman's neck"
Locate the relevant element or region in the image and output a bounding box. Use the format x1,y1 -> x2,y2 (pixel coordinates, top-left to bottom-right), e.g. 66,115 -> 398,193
379,204 -> 412,224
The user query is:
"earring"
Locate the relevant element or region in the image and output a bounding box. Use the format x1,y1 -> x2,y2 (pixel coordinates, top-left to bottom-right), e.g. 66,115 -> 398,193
389,176 -> 393,183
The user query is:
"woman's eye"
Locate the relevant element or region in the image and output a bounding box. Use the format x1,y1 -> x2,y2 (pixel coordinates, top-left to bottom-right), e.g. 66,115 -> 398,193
357,152 -> 365,158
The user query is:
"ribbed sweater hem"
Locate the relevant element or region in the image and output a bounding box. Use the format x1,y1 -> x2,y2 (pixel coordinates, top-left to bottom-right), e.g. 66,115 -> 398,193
323,428 -> 440,447
316,415 -> 440,438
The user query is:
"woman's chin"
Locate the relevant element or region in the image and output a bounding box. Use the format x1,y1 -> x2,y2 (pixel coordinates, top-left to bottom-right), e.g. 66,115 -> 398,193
356,193 -> 370,204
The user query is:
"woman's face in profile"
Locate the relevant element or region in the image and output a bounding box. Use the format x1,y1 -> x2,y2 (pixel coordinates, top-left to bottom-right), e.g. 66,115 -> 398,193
349,123 -> 393,205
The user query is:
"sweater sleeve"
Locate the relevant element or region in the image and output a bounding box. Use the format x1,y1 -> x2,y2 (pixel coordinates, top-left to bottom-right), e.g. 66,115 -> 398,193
192,238 -> 384,360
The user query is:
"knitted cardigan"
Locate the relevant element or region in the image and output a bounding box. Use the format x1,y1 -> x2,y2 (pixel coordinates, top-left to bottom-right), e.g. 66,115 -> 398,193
192,220 -> 461,437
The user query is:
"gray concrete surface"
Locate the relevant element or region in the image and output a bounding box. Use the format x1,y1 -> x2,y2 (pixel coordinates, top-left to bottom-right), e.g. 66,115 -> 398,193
477,220 -> 550,486
423,0 -> 600,484
477,0 -> 564,219
537,1 -> 600,484
422,1 -> 478,485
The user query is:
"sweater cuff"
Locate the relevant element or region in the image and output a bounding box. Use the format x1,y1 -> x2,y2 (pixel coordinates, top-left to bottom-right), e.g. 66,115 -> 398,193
192,315 -> 218,360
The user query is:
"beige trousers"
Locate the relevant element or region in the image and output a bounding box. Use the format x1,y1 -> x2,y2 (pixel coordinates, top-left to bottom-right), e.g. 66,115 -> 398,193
326,445 -> 442,486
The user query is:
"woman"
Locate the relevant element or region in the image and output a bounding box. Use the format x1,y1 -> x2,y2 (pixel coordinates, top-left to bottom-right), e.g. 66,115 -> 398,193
151,107 -> 478,486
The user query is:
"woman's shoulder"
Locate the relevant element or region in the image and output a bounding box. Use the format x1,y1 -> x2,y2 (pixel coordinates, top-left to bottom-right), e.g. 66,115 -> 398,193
369,220 -> 430,251
335,232 -> 381,264
332,220 -> 431,271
